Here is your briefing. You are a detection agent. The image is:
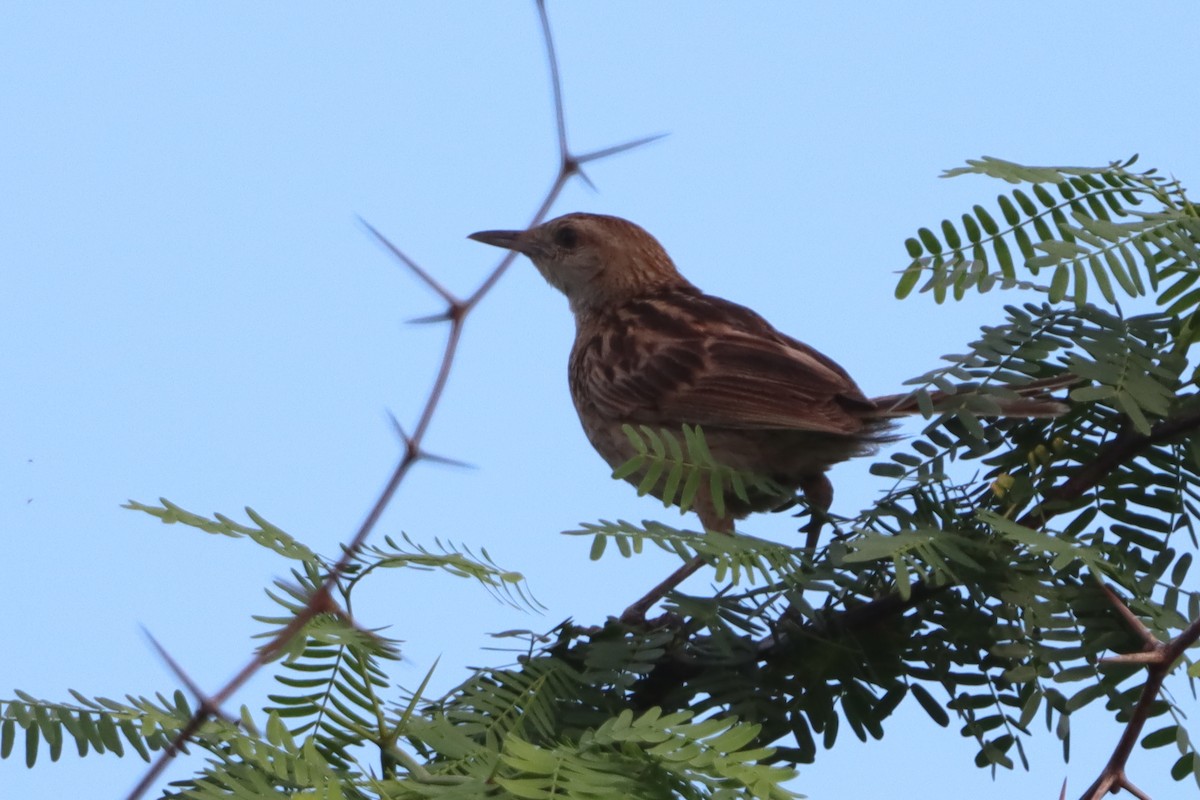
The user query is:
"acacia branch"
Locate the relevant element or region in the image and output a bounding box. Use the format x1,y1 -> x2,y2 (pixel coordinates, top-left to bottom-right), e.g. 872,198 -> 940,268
126,3 -> 661,796
817,400 -> 1200,641
1079,585 -> 1200,800
1019,401 -> 1200,529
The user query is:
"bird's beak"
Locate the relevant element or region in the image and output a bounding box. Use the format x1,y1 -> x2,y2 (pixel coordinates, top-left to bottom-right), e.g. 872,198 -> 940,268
468,228 -> 537,256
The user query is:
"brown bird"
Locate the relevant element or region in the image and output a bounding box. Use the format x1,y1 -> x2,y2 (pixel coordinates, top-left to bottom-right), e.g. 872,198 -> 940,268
469,213 -> 1066,616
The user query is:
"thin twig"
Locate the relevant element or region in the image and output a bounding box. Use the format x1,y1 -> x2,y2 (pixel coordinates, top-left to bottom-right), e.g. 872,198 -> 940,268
1018,404 -> 1200,529
359,218 -> 460,306
1079,586 -> 1200,800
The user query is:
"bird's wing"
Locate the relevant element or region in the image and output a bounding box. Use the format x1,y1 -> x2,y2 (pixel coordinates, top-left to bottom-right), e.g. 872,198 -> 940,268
577,294 -> 873,434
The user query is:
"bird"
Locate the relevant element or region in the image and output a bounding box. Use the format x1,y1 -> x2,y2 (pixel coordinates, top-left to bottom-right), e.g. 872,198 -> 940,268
469,213 -> 1067,617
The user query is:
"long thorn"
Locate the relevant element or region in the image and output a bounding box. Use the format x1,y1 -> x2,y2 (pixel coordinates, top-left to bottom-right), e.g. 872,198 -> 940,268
576,132 -> 668,164
359,216 -> 459,305
142,628 -> 225,721
420,450 -> 475,469
407,310 -> 456,325
386,411 -> 410,444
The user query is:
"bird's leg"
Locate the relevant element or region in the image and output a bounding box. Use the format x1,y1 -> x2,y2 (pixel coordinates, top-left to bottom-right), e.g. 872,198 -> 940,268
619,493 -> 732,624
798,474 -> 833,550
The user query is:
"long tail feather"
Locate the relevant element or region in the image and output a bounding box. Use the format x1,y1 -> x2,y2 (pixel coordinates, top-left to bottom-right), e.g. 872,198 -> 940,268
869,374 -> 1077,419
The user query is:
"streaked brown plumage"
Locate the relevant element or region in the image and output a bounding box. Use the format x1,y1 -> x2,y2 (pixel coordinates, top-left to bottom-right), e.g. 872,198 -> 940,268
469,212 -> 1065,548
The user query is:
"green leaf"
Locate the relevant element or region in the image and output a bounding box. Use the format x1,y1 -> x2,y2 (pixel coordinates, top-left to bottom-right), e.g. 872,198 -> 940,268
680,467 -> 701,515
974,205 -> 999,235
636,455 -> 665,498
869,462 -> 905,478
1065,683 -> 1107,712
894,554 -> 911,600
1099,247 -> 1136,297
896,260 -> 923,299
996,194 -> 1020,225
22,723 -> 39,768
709,468 -> 726,519
1158,271 -> 1198,307
993,235 -> 1015,280
918,227 -> 943,254
1165,286 -> 1200,318
1087,254 -> 1115,304
1172,553 -> 1192,587
1115,389 -> 1152,434
962,213 -> 983,243
1049,265 -> 1070,303
910,684 -> 949,727
941,219 -> 962,249
1142,725 -> 1178,749
1070,385 -> 1117,402
1033,184 -> 1056,207
1013,225 -> 1035,261
1013,189 -> 1038,216
589,534 -> 607,560
1072,260 -> 1088,306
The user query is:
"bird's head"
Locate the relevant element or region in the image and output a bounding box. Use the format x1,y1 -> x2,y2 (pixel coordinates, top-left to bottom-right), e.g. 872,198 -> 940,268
469,213 -> 691,313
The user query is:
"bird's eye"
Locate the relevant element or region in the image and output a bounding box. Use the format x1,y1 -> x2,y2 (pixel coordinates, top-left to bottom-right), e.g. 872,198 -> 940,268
554,225 -> 579,249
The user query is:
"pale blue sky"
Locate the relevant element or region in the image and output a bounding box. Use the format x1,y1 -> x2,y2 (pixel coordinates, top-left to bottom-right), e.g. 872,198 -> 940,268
5,3 -> 1200,798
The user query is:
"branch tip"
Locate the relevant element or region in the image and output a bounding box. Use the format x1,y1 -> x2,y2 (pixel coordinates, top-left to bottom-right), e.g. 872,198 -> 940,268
141,628 -> 226,721
575,132 -> 668,165
574,164 -> 597,192
405,314 -> 442,326
359,216 -> 459,305
420,450 -> 475,470
386,410 -> 410,444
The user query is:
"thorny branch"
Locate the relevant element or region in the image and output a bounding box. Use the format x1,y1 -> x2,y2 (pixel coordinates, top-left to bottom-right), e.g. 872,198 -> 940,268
126,2 -> 660,797
1077,583 -> 1200,800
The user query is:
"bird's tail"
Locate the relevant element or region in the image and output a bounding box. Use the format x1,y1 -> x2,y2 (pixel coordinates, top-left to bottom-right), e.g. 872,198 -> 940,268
868,374 -> 1075,419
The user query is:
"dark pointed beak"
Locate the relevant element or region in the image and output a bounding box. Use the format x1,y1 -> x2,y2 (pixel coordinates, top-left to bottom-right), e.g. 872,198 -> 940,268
468,228 -> 535,255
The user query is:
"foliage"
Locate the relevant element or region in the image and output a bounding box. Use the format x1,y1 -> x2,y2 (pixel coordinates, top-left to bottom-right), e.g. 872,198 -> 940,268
6,157 -> 1200,798
3,505 -> 789,799
613,424 -> 789,520
574,157 -> 1200,789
